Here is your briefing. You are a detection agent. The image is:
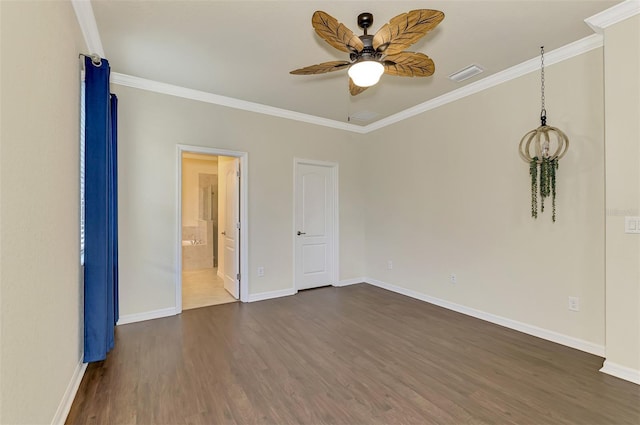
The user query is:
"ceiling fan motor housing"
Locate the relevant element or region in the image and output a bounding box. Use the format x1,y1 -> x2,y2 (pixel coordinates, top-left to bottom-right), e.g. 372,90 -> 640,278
351,34 -> 380,62
357,12 -> 374,31
351,13 -> 382,62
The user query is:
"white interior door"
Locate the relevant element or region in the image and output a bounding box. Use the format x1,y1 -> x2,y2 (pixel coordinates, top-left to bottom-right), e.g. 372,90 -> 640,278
219,156 -> 240,299
295,161 -> 336,290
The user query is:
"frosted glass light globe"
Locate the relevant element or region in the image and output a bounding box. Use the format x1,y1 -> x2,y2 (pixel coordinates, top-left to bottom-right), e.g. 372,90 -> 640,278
348,60 -> 384,87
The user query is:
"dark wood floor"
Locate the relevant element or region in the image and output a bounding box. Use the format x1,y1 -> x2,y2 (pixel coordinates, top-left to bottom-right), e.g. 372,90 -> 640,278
67,284 -> 640,425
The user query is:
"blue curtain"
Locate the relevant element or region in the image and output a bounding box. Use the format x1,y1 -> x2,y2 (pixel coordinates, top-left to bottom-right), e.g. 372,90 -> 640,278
84,56 -> 119,362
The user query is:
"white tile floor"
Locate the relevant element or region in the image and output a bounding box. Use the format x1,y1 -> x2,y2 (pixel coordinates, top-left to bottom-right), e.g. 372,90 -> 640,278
182,268 -> 237,310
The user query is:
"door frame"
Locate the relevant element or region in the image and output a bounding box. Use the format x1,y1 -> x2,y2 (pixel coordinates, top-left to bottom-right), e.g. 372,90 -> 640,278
176,144 -> 249,311
292,158 -> 339,291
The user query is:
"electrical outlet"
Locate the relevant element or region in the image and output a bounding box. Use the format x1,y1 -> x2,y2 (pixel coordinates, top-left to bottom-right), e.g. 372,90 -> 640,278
450,273 -> 457,284
387,260 -> 393,270
568,296 -> 579,312
257,266 -> 265,277
625,216 -> 640,234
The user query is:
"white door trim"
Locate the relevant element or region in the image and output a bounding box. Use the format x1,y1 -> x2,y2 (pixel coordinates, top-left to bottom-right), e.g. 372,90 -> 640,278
292,158 -> 339,291
176,144 -> 250,312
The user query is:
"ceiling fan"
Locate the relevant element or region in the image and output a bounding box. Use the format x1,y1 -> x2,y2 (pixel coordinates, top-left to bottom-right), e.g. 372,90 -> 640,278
290,9 -> 445,96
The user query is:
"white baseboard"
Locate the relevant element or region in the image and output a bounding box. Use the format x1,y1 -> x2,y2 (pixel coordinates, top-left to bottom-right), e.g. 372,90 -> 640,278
334,277 -> 365,287
364,277 -> 605,357
51,360 -> 87,425
249,288 -> 297,302
600,360 -> 640,385
117,307 -> 178,325
113,278 -> 610,359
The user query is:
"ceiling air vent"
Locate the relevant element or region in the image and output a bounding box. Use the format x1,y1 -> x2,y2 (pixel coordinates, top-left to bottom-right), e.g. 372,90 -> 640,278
348,110 -> 379,123
448,64 -> 484,83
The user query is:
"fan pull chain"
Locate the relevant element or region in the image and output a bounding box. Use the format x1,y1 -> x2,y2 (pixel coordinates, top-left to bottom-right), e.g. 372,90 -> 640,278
347,76 -> 352,122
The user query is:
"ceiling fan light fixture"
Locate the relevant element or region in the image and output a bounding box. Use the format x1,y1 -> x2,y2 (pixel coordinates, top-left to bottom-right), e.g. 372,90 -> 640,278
348,60 -> 384,87
290,9 -> 445,95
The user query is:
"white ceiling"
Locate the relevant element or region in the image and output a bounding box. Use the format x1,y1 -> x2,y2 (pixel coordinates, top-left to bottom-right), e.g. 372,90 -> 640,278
91,0 -> 622,125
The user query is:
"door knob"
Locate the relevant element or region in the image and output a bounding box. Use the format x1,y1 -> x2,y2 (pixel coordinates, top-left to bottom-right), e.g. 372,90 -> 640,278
297,231 -> 306,236
221,231 -> 226,235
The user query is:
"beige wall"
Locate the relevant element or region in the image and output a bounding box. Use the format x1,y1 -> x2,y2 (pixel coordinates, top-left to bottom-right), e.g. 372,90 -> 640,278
114,85 -> 366,316
0,1 -> 86,423
364,49 -> 606,346
603,14 -> 640,373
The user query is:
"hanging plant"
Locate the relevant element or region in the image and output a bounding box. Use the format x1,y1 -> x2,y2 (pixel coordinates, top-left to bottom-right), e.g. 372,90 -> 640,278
518,47 -> 569,222
530,157 -> 538,218
529,156 -> 559,221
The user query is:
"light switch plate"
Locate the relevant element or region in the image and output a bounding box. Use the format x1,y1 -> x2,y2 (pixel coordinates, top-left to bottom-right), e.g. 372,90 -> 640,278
624,216 -> 640,234
568,296 -> 580,312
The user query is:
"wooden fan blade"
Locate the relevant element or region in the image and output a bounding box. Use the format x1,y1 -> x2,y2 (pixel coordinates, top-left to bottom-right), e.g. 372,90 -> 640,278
290,61 -> 351,75
349,78 -> 369,96
312,11 -> 364,53
384,52 -> 435,77
373,9 -> 444,55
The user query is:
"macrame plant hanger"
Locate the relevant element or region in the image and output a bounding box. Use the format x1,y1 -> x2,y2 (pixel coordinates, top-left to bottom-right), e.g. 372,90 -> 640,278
518,46 -> 569,222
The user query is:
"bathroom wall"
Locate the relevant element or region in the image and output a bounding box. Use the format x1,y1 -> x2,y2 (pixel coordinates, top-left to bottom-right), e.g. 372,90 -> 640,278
182,155 -> 218,270
182,155 -> 218,227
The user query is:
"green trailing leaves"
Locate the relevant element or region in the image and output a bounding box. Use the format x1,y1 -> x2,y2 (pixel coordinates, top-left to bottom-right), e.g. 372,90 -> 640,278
530,157 -> 538,219
551,158 -> 558,222
530,157 -> 559,222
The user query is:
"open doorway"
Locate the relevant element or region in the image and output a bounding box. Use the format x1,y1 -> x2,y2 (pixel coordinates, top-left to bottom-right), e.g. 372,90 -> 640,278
176,145 -> 248,311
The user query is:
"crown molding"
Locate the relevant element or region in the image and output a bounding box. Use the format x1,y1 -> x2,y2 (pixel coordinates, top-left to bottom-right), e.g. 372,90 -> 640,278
78,0 -> 605,134
110,73 -> 367,134
586,0 -> 640,33
363,34 -> 603,133
71,0 -> 104,57
111,33 -> 601,135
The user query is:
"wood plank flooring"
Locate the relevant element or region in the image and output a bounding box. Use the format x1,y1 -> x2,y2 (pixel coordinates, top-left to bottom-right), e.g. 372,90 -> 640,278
66,284 -> 640,425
